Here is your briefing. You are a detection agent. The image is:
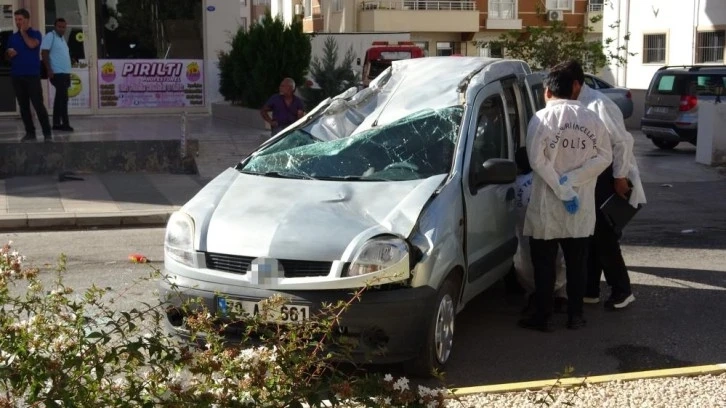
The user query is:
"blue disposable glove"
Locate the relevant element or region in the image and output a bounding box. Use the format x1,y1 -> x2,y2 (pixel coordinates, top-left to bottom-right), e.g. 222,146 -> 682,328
559,175 -> 568,185
563,196 -> 580,214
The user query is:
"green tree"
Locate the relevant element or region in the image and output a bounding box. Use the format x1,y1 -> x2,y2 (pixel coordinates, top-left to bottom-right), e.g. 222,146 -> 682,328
300,36 -> 357,109
477,12 -> 633,73
220,11 -> 312,108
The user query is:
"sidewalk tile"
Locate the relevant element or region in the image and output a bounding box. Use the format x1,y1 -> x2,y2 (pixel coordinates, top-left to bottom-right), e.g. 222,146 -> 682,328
146,174 -> 205,206
0,180 -> 7,214
57,175 -> 119,213
4,176 -> 64,213
99,174 -> 172,211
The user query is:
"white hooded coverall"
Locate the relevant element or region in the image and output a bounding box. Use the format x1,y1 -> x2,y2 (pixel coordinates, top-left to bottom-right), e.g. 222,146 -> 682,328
577,84 -> 647,208
523,99 -> 613,240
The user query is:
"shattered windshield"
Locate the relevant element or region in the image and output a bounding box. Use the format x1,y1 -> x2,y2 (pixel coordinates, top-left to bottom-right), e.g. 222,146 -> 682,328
240,106 -> 463,181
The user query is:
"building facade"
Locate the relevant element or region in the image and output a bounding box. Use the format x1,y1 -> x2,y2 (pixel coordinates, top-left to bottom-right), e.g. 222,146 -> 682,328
603,0 -> 726,90
272,0 -> 603,58
0,0 -> 245,117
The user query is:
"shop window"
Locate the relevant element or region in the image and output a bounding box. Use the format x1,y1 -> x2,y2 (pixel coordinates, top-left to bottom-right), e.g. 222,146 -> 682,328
96,0 -> 204,59
436,41 -> 460,56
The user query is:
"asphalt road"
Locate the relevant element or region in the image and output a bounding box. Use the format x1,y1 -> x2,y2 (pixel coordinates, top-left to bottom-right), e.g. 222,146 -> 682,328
1,133 -> 725,388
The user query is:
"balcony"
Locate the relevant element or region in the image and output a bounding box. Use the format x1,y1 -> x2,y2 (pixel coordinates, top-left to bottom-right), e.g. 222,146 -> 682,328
585,2 -> 603,32
357,0 -> 479,33
486,5 -> 522,30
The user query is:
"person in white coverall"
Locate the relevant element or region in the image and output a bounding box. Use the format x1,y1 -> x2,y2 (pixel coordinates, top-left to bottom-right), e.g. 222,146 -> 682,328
513,146 -> 568,315
559,60 -> 647,310
518,68 -> 612,332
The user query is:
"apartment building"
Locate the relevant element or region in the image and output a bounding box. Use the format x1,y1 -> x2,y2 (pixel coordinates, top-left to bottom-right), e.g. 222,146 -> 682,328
603,0 -> 726,90
271,0 -> 603,57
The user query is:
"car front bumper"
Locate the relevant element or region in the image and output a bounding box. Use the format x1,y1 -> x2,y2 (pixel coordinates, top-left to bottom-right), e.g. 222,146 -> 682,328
158,270 -> 437,364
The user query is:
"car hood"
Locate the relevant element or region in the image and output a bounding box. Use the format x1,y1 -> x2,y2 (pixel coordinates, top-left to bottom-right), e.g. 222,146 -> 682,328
181,168 -> 447,261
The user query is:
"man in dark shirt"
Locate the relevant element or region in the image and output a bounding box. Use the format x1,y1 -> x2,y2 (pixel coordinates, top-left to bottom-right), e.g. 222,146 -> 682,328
260,78 -> 305,137
5,9 -> 52,142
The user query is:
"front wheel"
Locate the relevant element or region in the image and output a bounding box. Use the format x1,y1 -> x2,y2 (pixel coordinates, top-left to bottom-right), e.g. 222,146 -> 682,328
403,278 -> 458,377
652,139 -> 679,150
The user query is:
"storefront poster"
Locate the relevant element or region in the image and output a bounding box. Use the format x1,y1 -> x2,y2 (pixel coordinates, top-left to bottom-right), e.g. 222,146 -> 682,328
97,59 -> 204,108
47,67 -> 91,110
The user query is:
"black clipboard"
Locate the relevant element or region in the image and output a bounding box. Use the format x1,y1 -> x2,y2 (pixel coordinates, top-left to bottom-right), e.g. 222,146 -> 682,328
599,192 -> 642,233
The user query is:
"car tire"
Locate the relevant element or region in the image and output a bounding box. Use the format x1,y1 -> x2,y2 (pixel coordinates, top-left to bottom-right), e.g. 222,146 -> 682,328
652,139 -> 679,150
404,276 -> 459,378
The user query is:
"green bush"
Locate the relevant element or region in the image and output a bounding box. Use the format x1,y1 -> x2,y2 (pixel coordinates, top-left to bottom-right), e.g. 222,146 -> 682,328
300,36 -> 358,110
0,242 -> 458,407
219,12 -> 312,109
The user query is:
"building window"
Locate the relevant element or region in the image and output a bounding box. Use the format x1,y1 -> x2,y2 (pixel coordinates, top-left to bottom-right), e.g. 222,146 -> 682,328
546,0 -> 572,10
332,0 -> 342,11
240,0 -> 247,6
436,42 -> 461,56
413,41 -> 429,57
480,43 -> 503,58
697,31 -> 725,63
241,17 -> 248,31
489,0 -> 515,19
304,0 -> 312,17
643,34 -> 666,64
96,0 -> 203,59
588,0 -> 603,12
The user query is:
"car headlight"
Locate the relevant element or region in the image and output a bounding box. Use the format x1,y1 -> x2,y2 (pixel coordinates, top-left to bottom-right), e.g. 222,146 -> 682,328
165,212 -> 195,266
346,237 -> 408,277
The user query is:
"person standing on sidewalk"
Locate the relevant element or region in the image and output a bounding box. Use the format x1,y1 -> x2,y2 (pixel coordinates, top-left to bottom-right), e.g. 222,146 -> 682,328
559,60 -> 647,310
41,17 -> 74,132
4,9 -> 52,142
518,67 -> 612,332
260,78 -> 305,137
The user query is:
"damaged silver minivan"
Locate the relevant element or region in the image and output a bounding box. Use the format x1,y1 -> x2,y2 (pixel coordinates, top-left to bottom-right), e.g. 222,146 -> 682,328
160,57 -> 546,376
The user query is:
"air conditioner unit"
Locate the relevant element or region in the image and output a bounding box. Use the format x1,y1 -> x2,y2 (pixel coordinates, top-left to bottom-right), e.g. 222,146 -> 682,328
547,10 -> 564,21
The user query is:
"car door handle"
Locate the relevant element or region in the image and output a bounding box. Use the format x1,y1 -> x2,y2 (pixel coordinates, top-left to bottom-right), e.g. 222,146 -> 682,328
506,187 -> 515,201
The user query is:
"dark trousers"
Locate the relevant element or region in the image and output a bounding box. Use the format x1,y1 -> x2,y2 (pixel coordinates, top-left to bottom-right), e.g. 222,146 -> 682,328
50,73 -> 71,126
586,165 -> 633,298
12,76 -> 51,136
530,237 -> 590,320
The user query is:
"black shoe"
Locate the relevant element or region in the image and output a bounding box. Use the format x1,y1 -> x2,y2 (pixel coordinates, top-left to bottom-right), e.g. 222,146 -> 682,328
60,125 -> 74,132
52,125 -> 63,130
21,134 -> 36,142
605,293 -> 635,310
567,315 -> 587,330
518,316 -> 554,333
44,136 -> 53,143
521,294 -> 536,316
553,296 -> 568,314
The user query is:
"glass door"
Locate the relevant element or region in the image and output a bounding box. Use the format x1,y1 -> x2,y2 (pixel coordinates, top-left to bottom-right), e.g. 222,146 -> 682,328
43,0 -> 94,114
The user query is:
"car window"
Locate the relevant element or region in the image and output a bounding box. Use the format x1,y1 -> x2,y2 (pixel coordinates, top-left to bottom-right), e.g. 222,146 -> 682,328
655,74 -> 684,95
502,80 -> 521,151
584,76 -> 597,88
594,78 -> 611,89
690,74 -> 726,96
470,94 -> 508,182
241,106 -> 463,181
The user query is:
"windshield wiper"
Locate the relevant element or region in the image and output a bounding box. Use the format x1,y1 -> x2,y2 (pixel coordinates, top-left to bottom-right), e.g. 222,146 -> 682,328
240,170 -> 317,180
315,175 -> 391,182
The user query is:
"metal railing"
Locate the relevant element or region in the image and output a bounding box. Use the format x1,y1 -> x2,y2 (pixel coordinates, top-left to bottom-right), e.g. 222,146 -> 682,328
360,0 -> 477,11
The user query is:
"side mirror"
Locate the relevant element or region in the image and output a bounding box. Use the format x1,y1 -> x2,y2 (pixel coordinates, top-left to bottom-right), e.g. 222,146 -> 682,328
474,158 -> 517,188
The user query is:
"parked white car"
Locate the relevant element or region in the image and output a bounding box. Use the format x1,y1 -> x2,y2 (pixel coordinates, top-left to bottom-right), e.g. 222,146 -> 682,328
160,57 -> 546,376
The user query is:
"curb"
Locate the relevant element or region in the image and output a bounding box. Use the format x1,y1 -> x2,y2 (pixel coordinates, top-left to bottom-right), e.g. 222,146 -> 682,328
0,210 -> 175,231
450,362 -> 726,396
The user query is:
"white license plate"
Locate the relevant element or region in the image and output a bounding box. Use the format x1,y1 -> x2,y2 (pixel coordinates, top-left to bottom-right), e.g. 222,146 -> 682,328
224,298 -> 309,324
651,106 -> 669,114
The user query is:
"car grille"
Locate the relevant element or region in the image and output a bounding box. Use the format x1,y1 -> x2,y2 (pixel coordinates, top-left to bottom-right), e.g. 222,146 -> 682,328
204,253 -> 335,277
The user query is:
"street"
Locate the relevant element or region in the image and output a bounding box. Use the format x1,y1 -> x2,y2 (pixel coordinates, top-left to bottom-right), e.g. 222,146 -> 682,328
2,134 -> 725,388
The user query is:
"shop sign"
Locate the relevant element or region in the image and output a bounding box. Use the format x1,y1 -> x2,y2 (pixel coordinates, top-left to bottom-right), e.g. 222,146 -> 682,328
47,65 -> 91,110
97,59 -> 204,108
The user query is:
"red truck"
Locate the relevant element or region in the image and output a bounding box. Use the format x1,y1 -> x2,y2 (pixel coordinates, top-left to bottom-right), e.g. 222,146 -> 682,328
361,41 -> 425,87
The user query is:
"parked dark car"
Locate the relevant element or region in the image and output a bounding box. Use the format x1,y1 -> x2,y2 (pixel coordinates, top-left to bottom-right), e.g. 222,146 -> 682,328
641,65 -> 726,150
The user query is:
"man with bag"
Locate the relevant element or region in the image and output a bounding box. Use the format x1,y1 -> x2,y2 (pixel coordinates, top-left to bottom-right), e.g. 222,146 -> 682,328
42,17 -> 74,132
518,67 -> 612,332
5,8 -> 52,142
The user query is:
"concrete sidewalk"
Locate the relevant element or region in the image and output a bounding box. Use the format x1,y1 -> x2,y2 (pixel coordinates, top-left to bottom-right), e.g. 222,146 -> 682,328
0,113 -> 271,230
0,173 -> 211,230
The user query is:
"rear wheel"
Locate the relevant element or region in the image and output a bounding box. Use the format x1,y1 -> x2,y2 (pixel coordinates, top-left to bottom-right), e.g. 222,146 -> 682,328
404,277 -> 458,378
652,139 -> 679,150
